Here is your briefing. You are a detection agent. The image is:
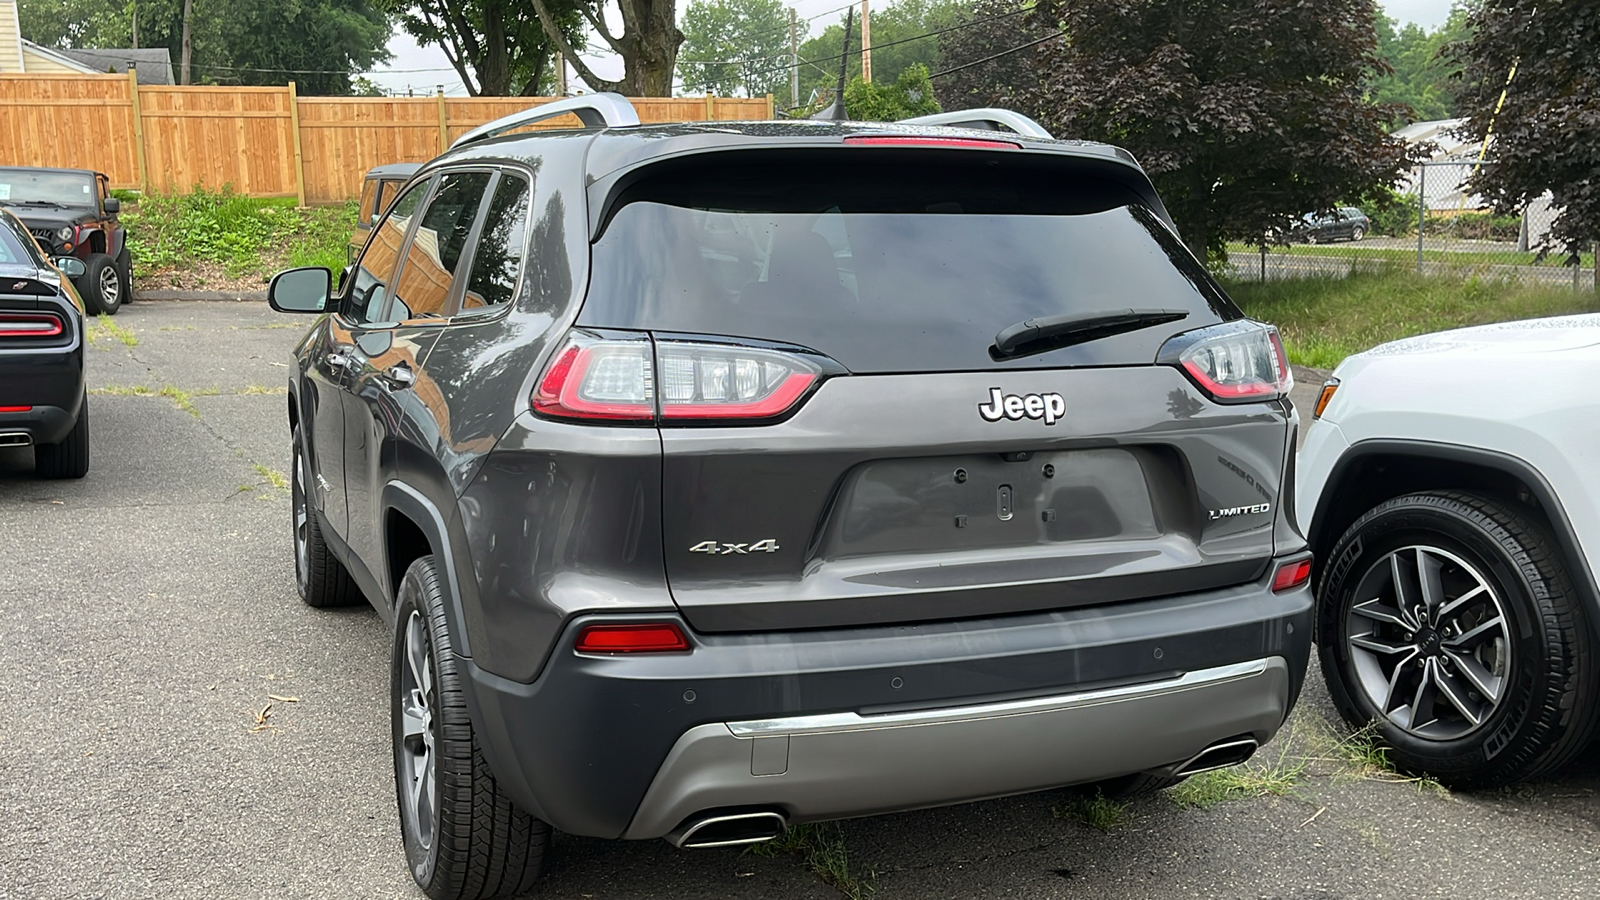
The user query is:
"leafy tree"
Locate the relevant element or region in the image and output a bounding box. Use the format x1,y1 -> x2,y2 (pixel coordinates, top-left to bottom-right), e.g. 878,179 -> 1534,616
796,0 -> 968,107
388,0 -> 583,95
677,0 -> 789,97
525,0 -> 683,95
1450,0 -> 1600,257
933,0 -> 1047,110
1017,0 -> 1420,261
844,62 -> 940,120
19,0 -> 391,95
1370,8 -> 1470,125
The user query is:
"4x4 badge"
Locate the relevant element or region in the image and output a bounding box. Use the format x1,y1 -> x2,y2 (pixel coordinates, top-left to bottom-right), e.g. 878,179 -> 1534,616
690,539 -> 779,555
978,388 -> 1066,426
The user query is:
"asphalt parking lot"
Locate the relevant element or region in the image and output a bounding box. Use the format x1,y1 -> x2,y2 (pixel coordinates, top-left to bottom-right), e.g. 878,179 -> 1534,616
3,300 -> 1599,900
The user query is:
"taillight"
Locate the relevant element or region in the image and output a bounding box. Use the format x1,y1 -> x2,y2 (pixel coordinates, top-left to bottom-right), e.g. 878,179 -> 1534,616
531,331 -> 654,422
574,622 -> 691,654
0,406 -> 32,413
1272,559 -> 1313,593
844,136 -> 1021,150
0,312 -> 64,338
1160,321 -> 1292,403
656,340 -> 820,420
531,331 -> 828,425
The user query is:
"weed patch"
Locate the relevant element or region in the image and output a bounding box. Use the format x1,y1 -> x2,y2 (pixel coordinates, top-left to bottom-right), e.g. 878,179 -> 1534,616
747,822 -> 873,899
87,315 -> 138,347
1313,724 -> 1449,795
122,187 -> 356,280
253,464 -> 289,491
1170,733 -> 1307,809
1055,791 -> 1129,830
1225,269 -> 1600,368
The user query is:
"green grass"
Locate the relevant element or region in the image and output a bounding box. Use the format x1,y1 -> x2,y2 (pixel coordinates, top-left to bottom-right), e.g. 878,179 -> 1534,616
1169,726 -> 1308,809
121,187 -> 356,279
1228,241 -> 1596,269
1055,791 -> 1130,830
747,823 -> 873,899
1226,269 -> 1600,369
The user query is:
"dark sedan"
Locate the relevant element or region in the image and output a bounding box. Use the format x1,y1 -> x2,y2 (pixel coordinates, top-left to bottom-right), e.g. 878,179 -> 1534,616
0,207 -> 90,478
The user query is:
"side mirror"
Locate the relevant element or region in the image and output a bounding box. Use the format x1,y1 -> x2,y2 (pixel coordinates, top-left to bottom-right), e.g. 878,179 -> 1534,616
103,197 -> 121,215
55,257 -> 87,277
268,267 -> 331,314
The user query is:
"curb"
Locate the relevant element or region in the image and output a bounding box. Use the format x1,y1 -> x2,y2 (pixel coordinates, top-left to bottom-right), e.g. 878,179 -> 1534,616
136,289 -> 268,302
1291,364 -> 1333,384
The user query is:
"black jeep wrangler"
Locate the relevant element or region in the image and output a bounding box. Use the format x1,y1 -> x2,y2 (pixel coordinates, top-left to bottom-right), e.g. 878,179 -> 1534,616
0,167 -> 132,315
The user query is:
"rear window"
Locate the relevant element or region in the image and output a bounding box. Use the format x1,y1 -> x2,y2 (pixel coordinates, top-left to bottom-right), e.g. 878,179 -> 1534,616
581,157 -> 1239,373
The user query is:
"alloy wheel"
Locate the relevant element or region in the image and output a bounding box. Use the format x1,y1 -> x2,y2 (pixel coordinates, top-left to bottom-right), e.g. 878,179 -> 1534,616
98,265 -> 121,307
1344,545 -> 1511,741
398,611 -> 438,852
291,445 -> 309,593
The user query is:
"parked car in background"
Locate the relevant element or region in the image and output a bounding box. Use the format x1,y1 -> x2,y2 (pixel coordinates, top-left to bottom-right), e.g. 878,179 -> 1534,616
1289,207 -> 1370,243
268,95 -> 1313,899
0,167 -> 131,315
0,207 -> 90,478
348,163 -> 420,265
1298,316 -> 1600,788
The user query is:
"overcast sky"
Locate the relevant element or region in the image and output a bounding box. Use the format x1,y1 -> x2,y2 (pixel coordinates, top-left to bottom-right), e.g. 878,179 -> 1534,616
365,0 -> 1459,97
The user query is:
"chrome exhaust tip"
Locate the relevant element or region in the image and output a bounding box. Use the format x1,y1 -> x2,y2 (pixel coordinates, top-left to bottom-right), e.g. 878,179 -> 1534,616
1170,737 -> 1260,777
666,810 -> 787,849
0,433 -> 32,447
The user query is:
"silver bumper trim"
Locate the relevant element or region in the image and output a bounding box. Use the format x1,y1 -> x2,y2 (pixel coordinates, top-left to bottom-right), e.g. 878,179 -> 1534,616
624,656 -> 1290,839
727,658 -> 1270,737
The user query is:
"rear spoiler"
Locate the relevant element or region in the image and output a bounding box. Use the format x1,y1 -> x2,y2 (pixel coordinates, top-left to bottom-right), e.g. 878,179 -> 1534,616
896,109 -> 1052,140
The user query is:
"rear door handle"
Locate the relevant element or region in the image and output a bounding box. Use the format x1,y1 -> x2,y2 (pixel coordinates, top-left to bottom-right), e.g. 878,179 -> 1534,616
380,363 -> 415,389
326,350 -> 354,369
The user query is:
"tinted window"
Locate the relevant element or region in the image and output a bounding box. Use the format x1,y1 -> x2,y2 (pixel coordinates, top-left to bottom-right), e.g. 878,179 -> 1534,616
391,171 -> 491,319
0,215 -> 31,264
583,159 -> 1237,373
347,179 -> 428,324
378,180 -> 402,218
461,173 -> 530,312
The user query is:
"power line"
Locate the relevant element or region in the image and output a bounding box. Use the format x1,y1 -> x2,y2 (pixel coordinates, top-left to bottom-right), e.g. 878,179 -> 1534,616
741,3 -> 1035,80
928,29 -> 1060,79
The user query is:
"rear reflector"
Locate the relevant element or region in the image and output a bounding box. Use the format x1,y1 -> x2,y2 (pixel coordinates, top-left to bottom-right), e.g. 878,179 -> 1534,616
0,406 -> 32,413
844,136 -> 1021,150
1272,559 -> 1313,593
574,622 -> 692,654
0,313 -> 64,338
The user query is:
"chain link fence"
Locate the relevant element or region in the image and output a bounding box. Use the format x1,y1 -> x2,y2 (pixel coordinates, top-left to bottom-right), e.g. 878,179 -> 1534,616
1224,160 -> 1598,291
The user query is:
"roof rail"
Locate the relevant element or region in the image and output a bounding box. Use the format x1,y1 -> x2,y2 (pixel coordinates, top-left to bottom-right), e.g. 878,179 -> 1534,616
896,108 -> 1052,140
450,93 -> 641,150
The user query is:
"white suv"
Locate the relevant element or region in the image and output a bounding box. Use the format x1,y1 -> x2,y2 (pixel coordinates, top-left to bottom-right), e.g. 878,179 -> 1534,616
1297,314 -> 1600,788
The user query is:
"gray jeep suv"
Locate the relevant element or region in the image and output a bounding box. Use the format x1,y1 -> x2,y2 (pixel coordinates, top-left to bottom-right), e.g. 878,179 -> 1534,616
267,96 -> 1313,899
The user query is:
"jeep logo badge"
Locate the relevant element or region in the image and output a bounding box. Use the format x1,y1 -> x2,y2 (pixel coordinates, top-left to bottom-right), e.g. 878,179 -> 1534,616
978,388 -> 1066,426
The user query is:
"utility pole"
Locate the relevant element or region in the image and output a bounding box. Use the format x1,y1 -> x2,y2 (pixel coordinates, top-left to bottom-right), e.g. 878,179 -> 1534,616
179,0 -> 192,84
788,7 -> 799,109
859,0 -> 872,83
131,0 -> 139,49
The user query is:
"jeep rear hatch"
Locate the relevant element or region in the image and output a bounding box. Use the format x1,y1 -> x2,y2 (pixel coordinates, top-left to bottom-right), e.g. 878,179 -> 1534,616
568,149 -> 1292,631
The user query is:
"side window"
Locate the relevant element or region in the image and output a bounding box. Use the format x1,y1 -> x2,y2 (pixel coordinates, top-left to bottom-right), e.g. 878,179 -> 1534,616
347,179 -> 428,324
461,173 -> 531,312
390,171 -> 492,320
377,180 -> 401,218
357,179 -> 379,226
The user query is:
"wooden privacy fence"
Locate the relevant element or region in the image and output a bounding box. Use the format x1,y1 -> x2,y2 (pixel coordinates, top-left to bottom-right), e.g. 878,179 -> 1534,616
0,73 -> 773,204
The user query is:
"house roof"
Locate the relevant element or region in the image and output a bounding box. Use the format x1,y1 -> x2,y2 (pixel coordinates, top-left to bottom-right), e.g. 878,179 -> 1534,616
55,47 -> 174,84
1392,118 -> 1478,160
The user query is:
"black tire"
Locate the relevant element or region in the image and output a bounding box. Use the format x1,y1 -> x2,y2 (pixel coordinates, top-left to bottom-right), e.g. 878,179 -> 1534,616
1350,226 -> 1366,242
393,556 -> 549,899
291,424 -> 361,608
116,246 -> 134,303
1317,491 -> 1600,788
77,252 -> 123,315
1078,772 -> 1187,799
34,394 -> 90,479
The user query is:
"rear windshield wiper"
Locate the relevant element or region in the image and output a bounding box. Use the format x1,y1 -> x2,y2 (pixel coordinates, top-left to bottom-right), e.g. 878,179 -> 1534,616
991,308 -> 1190,361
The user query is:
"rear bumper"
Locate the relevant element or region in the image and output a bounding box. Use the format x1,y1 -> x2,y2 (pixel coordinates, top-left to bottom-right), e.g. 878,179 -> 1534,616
460,561 -> 1313,840
0,352 -> 83,445
624,656 -> 1288,838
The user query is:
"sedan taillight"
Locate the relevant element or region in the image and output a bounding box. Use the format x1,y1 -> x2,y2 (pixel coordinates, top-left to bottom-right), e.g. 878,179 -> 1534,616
531,330 -> 827,425
0,312 -> 64,338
